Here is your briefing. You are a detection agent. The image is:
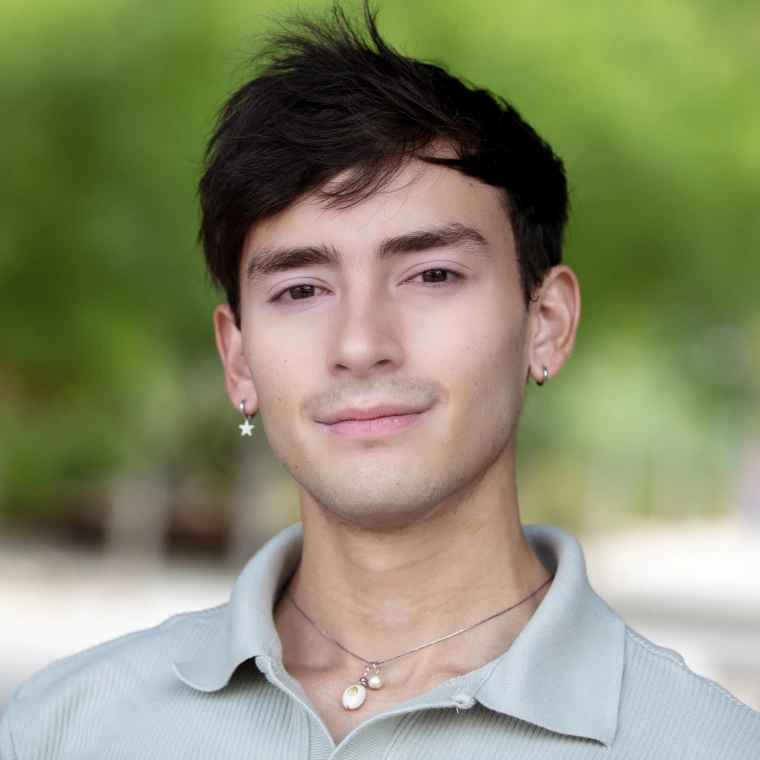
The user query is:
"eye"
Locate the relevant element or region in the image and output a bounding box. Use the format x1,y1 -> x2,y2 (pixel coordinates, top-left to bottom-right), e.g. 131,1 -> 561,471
268,268 -> 466,308
409,268 -> 465,287
269,283 -> 326,305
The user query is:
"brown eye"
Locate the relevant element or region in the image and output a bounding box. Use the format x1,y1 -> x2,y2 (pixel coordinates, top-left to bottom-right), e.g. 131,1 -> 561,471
288,285 -> 316,299
271,284 -> 323,304
411,269 -> 465,287
420,269 -> 448,282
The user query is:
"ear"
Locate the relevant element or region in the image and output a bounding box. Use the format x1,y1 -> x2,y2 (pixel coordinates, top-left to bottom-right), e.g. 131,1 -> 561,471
527,265 -> 581,384
213,303 -> 258,416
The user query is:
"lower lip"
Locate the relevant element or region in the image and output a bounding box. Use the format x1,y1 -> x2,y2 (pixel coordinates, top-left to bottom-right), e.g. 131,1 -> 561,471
320,411 -> 427,438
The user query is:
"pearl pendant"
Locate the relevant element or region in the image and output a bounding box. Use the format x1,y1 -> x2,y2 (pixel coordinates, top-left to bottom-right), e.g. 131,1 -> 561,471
367,674 -> 382,689
342,683 -> 367,710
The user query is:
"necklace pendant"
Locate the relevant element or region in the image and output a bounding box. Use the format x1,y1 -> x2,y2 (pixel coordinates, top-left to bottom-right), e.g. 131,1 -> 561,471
341,663 -> 382,710
341,683 -> 367,710
367,672 -> 383,690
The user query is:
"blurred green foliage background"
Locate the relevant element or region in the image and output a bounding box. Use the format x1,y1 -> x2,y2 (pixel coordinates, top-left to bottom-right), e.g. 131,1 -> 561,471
1,0 -> 758,549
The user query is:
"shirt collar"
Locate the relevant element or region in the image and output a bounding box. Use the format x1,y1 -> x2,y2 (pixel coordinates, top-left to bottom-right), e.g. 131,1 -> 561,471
474,524 -> 626,748
172,522 -> 625,748
172,523 -> 302,692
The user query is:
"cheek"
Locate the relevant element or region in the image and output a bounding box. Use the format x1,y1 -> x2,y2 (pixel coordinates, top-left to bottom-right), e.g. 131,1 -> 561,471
429,291 -> 520,373
246,344 -> 304,472
246,334 -> 298,419
429,300 -> 524,425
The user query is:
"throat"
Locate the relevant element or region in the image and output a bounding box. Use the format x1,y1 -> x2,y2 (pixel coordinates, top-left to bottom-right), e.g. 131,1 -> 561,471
274,570 -> 552,745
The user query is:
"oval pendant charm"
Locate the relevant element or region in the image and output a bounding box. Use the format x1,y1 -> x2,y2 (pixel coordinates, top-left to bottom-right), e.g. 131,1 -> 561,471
342,683 -> 367,710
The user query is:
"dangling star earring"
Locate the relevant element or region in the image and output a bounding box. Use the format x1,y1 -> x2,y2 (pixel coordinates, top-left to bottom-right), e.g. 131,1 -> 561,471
239,401 -> 256,436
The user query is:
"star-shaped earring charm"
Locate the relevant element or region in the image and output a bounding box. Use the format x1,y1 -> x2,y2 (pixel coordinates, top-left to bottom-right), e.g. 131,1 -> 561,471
238,401 -> 256,436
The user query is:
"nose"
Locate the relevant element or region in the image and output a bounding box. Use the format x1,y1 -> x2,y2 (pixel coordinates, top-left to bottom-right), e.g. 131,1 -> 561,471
325,286 -> 405,377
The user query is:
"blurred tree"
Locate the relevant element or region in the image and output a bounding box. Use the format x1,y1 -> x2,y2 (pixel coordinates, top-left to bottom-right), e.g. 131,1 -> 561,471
0,0 -> 757,538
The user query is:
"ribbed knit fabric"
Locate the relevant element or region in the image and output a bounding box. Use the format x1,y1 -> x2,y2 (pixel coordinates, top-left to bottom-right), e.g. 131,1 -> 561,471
1,523 -> 758,759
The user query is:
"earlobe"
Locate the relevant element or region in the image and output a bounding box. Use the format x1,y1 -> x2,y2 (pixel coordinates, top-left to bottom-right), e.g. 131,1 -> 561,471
526,364 -> 549,386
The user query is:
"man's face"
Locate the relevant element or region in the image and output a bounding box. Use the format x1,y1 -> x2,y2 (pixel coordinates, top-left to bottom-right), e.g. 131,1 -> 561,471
231,159 -> 532,529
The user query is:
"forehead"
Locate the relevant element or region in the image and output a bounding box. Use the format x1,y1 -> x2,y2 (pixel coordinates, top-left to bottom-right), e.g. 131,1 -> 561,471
242,158 -> 513,266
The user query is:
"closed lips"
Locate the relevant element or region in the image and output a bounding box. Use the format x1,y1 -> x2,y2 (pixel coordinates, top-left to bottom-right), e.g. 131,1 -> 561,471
318,405 -> 428,424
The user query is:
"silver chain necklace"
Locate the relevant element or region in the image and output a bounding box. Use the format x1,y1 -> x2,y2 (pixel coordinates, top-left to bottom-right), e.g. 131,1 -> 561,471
285,574 -> 554,711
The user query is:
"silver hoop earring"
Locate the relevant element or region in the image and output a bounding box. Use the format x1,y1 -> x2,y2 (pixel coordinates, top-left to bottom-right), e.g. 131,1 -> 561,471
536,366 -> 549,386
238,400 -> 256,436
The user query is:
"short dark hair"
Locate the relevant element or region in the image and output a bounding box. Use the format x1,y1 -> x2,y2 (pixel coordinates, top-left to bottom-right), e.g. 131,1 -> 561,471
200,2 -> 569,329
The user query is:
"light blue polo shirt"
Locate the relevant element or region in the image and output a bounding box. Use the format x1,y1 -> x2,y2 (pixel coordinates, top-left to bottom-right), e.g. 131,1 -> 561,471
1,523 -> 758,758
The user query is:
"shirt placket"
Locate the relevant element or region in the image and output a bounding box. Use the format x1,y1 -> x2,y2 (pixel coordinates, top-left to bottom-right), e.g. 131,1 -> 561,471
256,653 -> 482,760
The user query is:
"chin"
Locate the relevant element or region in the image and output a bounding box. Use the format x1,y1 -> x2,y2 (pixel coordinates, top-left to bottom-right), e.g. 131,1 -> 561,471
308,475 -> 451,529
322,503 -> 435,532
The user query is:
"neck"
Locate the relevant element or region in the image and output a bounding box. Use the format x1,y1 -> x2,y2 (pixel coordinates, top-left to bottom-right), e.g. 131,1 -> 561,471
274,448 -> 553,685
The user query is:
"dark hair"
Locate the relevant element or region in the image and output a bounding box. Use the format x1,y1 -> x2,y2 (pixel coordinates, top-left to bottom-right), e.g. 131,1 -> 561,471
200,2 -> 569,329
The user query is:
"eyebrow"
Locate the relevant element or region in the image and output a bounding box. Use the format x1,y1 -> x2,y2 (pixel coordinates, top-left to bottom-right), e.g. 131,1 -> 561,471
245,222 -> 490,288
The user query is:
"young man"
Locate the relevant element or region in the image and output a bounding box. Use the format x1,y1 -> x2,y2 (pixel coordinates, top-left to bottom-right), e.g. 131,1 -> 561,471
2,4 -> 758,758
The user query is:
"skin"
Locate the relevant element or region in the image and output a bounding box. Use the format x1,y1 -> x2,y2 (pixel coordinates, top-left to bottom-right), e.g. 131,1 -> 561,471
213,156 -> 581,745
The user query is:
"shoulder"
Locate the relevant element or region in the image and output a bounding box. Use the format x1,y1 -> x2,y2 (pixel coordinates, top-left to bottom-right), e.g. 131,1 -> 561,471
0,604 -> 226,760
618,624 -> 760,758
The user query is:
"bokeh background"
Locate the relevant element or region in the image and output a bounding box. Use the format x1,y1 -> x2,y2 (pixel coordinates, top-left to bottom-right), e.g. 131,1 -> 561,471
1,0 -> 759,714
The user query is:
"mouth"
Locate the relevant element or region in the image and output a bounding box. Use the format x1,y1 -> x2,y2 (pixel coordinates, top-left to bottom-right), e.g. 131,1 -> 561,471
317,410 -> 428,439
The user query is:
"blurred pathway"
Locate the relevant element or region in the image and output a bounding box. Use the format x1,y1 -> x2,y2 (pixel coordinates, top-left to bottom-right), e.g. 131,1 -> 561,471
1,518 -> 758,715
582,517 -> 760,712
0,544 -> 233,713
